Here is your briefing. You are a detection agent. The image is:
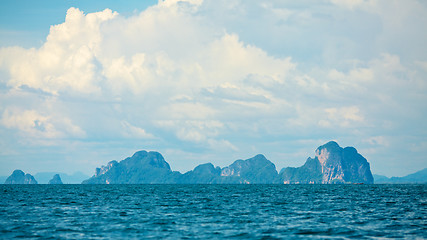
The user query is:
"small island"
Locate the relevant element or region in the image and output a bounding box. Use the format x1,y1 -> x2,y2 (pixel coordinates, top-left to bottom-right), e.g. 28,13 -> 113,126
48,174 -> 63,184
4,170 -> 38,184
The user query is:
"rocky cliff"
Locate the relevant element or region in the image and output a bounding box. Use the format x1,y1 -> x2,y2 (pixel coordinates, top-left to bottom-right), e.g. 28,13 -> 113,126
218,154 -> 278,184
82,150 -> 179,184
279,141 -> 374,184
4,170 -> 38,184
83,152 -> 278,184
83,141 -> 373,184
279,157 -> 323,184
180,163 -> 222,184
180,154 -> 279,184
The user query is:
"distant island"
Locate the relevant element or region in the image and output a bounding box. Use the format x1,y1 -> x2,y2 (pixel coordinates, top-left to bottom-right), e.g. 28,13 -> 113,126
4,170 -> 38,184
48,174 -> 63,184
1,171 -> 89,184
3,141 -> 426,184
81,141 -> 373,184
374,168 -> 427,184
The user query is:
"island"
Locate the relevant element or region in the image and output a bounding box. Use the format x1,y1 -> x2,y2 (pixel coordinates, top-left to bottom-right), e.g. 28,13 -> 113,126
82,141 -> 374,184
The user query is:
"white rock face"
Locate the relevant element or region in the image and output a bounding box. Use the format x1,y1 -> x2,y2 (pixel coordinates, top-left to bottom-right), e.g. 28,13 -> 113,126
321,161 -> 345,184
95,161 -> 117,177
314,141 -> 373,184
316,146 -> 345,183
221,167 -> 240,177
315,148 -> 329,165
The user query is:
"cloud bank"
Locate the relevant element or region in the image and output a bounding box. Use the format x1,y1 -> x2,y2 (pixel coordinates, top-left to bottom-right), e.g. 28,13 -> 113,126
0,0 -> 426,176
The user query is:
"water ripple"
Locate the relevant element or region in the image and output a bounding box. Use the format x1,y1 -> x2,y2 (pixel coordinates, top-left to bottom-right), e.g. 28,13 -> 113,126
0,184 -> 426,239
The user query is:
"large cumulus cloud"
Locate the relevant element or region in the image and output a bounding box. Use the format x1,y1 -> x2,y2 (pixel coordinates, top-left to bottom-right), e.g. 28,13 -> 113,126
0,0 -> 426,176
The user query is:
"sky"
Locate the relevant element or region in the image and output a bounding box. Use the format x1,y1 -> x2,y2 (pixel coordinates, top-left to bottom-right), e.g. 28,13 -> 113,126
0,0 -> 426,177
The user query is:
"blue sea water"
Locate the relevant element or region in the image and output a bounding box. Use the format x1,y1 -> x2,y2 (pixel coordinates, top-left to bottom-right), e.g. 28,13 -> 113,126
0,184 -> 426,239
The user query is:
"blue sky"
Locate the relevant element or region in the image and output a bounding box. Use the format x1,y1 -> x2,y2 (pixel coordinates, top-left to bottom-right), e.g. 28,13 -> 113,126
0,0 -> 156,47
0,0 -> 426,177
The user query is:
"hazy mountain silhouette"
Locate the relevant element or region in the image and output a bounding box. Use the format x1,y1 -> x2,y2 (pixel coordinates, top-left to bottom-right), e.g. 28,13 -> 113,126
374,168 -> 427,184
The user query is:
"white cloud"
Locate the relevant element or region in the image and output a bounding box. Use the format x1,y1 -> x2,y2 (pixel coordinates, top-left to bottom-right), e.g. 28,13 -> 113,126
0,0 -> 426,176
363,136 -> 389,147
155,119 -> 235,151
207,139 -> 238,152
159,0 -> 203,8
2,109 -> 59,138
0,8 -> 117,95
415,61 -> 427,71
329,68 -> 374,82
1,108 -> 85,142
121,121 -> 154,139
330,0 -> 374,10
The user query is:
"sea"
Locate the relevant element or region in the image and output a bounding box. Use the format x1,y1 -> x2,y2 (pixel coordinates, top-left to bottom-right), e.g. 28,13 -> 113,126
0,184 -> 426,239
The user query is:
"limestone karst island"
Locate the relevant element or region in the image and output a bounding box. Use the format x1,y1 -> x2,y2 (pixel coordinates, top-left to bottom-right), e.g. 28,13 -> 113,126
6,141 -> 397,184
